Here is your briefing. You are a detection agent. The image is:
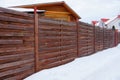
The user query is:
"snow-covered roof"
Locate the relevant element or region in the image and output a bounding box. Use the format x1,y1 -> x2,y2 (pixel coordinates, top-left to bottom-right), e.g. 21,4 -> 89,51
95,21 -> 101,26
8,8 -> 45,12
101,18 -> 109,22
105,16 -> 117,24
105,15 -> 120,24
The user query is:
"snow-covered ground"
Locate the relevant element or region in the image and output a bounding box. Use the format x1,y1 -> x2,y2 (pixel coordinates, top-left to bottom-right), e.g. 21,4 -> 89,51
24,44 -> 120,80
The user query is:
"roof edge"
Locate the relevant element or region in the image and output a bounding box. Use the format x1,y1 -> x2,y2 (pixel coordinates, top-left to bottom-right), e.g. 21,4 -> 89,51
10,1 -> 81,19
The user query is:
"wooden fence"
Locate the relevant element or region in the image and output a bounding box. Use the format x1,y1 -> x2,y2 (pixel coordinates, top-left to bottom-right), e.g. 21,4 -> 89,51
38,18 -> 77,70
0,7 -> 35,80
0,7 -> 120,80
78,22 -> 94,56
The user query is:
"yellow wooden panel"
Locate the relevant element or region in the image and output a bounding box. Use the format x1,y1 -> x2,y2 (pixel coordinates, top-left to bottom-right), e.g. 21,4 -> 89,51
45,11 -> 70,15
45,11 -> 71,21
37,5 -> 68,12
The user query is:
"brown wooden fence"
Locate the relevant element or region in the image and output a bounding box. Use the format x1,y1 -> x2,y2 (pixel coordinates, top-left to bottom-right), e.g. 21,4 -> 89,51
0,7 -> 35,80
78,22 -> 94,56
0,7 -> 120,80
38,18 -> 77,70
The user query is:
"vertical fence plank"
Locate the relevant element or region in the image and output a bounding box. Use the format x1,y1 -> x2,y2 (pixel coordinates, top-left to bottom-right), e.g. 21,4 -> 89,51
34,8 -> 39,72
114,29 -> 118,46
93,26 -> 96,53
103,27 -> 104,50
116,29 -> 119,46
76,20 -> 79,57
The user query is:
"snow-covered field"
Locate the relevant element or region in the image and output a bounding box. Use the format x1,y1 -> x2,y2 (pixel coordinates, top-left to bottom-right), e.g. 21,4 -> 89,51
24,44 -> 120,80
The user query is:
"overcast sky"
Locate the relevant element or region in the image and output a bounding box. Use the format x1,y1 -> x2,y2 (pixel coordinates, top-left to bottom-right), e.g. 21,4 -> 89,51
0,0 -> 120,23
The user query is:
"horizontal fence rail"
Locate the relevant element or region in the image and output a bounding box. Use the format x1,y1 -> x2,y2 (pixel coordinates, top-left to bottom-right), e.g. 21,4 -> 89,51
0,7 -> 120,80
0,7 -> 35,80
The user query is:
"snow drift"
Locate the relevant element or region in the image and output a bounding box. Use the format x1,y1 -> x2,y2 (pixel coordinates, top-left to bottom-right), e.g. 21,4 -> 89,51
24,44 -> 120,80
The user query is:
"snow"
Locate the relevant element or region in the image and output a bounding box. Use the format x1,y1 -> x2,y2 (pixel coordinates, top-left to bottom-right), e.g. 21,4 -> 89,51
105,16 -> 117,24
24,44 -> 120,80
8,8 -> 45,12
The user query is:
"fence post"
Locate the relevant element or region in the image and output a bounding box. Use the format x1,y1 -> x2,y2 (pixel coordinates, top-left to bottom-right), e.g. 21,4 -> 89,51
93,26 -> 95,53
102,27 -> 104,50
118,31 -> 119,44
114,30 -> 116,46
60,20 -> 62,59
116,29 -> 118,46
76,19 -> 79,57
114,29 -> 118,46
34,7 -> 39,72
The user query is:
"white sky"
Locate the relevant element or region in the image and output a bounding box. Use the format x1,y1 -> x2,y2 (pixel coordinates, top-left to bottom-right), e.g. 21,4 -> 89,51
0,0 -> 120,23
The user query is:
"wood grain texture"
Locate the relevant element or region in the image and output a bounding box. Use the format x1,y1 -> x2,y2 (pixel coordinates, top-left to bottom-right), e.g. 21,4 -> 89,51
0,7 -> 35,80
